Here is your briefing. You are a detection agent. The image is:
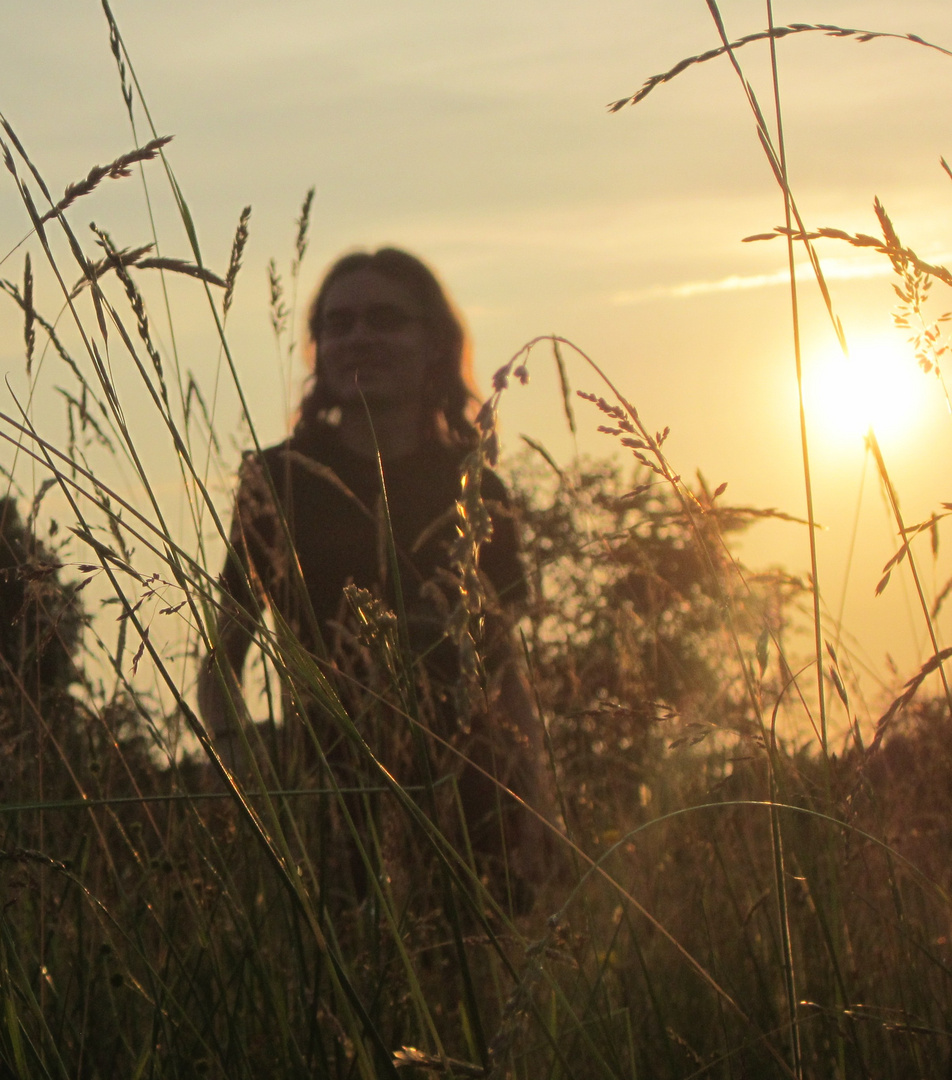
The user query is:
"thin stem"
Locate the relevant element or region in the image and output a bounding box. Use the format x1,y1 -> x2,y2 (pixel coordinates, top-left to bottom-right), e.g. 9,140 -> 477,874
704,0 -> 829,757
867,430 -> 952,712
765,7 -> 804,1076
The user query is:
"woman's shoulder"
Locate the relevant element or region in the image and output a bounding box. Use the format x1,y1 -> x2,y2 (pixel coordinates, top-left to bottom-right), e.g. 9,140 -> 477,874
421,444 -> 509,496
243,426 -> 340,471
477,462 -> 512,504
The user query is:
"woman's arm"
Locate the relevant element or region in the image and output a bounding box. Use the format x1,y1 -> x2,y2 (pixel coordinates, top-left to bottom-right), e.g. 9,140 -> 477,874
198,449 -> 278,742
197,612 -> 253,739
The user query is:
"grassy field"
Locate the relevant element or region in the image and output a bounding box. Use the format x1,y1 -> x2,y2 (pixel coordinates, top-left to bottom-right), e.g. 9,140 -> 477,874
2,3 -> 952,1077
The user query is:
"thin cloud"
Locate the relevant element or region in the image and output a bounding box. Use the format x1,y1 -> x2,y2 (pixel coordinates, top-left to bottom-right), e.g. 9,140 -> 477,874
611,251 -> 952,305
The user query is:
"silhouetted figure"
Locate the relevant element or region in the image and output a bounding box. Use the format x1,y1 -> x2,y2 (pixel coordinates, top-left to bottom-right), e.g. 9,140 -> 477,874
198,249 -> 550,907
0,497 -> 80,704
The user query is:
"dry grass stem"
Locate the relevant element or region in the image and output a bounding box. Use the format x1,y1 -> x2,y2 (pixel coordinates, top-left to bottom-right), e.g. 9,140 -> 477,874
38,135 -> 173,225
745,223 -> 952,291
268,257 -> 288,334
22,252 -> 34,375
92,225 -> 168,404
609,24 -> 952,112
392,1047 -> 486,1075
133,256 -> 225,286
102,0 -> 134,112
870,646 -> 952,751
292,187 -> 314,276
69,246 -> 226,299
0,279 -> 85,382
224,205 -> 251,316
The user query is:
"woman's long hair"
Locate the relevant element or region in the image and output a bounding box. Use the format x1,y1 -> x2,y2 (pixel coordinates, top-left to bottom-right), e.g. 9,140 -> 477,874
296,248 -> 480,448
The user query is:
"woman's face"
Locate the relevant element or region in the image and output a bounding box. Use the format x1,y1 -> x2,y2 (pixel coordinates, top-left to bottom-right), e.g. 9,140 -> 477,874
316,268 -> 433,411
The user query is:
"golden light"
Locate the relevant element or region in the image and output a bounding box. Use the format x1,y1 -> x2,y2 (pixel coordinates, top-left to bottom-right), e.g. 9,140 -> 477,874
802,335 -> 932,449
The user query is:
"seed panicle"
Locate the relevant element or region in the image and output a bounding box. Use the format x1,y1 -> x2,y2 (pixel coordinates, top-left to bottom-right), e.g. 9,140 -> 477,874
609,23 -> 952,112
23,253 -> 35,376
39,135 -> 173,226
91,225 -> 168,408
70,245 -> 226,299
268,258 -> 288,335
224,206 -> 252,317
102,0 -> 134,113
292,187 -> 314,276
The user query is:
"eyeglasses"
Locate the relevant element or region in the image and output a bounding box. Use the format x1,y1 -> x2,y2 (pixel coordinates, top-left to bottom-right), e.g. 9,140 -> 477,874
319,303 -> 421,337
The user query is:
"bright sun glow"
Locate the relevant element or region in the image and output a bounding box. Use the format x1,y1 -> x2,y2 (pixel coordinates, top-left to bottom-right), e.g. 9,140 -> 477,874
803,336 -> 931,448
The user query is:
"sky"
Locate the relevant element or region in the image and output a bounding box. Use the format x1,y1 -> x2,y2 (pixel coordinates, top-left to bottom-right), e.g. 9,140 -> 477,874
2,0 -> 952,737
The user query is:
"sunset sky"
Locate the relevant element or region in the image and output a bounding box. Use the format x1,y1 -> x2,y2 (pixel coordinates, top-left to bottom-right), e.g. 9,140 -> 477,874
2,0 -> 952,731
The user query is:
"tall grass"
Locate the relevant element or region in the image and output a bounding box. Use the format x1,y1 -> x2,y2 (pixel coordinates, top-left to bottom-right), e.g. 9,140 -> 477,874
1,3 -> 952,1077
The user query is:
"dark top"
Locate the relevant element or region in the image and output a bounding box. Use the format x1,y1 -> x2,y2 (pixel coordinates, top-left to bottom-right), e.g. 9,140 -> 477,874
219,424 -> 526,669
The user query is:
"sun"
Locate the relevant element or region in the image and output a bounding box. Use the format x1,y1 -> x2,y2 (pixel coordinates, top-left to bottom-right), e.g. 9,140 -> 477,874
802,335 -> 931,449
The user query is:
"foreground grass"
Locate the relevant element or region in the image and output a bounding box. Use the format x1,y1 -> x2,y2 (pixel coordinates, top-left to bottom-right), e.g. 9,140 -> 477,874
3,684 -> 952,1077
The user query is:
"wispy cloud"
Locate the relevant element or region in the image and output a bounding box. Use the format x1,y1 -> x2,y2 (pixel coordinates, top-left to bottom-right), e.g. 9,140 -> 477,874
610,252 -> 952,305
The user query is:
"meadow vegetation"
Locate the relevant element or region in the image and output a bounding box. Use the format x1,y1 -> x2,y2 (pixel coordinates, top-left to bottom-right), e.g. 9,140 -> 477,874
1,3 -> 952,1077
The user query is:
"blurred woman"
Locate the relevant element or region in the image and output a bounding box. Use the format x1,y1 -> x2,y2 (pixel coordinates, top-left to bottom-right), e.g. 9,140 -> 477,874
198,248 -> 548,904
